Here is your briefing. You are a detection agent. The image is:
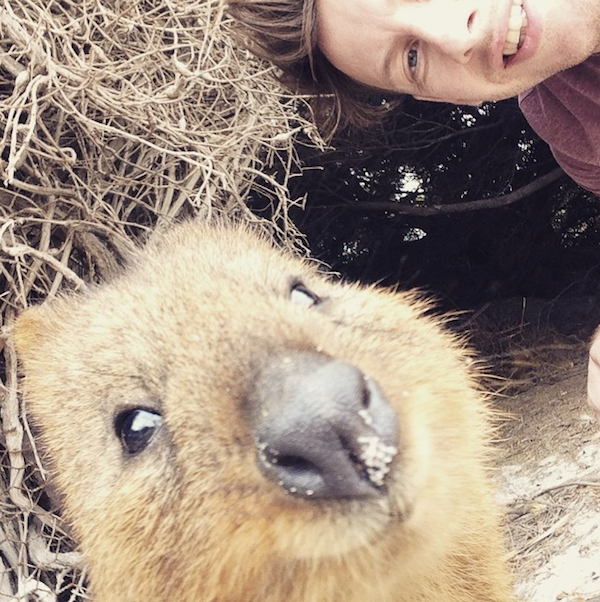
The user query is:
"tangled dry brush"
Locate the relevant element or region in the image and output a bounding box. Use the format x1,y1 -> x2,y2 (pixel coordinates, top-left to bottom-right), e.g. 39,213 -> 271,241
0,0 -> 322,598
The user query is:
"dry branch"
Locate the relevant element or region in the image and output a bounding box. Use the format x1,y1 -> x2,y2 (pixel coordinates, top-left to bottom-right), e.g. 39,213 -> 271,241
0,0 -> 323,598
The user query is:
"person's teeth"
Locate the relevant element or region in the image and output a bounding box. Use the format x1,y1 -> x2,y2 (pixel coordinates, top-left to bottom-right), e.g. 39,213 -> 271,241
503,0 -> 526,57
508,6 -> 523,29
506,29 -> 520,44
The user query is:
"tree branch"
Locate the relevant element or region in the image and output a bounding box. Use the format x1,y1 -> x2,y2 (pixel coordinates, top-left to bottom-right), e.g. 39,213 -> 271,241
337,167 -> 565,215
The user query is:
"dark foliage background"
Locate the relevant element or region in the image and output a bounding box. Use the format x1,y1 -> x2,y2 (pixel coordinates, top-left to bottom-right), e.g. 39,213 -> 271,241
256,98 -> 600,313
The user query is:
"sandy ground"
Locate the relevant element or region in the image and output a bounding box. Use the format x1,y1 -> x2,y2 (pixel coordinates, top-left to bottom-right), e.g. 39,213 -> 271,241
494,351 -> 600,602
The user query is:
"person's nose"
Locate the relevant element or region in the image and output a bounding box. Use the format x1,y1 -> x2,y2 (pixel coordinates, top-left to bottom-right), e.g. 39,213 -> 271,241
404,3 -> 480,64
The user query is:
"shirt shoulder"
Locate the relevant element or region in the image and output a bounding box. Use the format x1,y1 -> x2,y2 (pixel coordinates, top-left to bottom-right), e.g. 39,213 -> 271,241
518,54 -> 600,195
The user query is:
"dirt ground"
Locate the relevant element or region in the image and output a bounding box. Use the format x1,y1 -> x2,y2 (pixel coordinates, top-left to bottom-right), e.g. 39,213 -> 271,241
494,347 -> 600,602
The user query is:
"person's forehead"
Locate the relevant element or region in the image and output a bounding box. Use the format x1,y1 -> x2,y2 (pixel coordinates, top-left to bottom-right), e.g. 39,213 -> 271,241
316,0 -> 392,85
316,0 -> 389,37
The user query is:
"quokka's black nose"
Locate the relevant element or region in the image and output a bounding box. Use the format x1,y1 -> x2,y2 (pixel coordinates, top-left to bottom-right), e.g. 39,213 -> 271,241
251,353 -> 399,499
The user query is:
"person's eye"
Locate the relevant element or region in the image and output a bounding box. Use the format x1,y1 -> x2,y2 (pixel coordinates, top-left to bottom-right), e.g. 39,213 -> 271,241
407,43 -> 419,75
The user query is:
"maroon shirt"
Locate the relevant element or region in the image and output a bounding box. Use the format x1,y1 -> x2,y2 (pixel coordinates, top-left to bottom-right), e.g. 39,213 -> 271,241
519,53 -> 600,196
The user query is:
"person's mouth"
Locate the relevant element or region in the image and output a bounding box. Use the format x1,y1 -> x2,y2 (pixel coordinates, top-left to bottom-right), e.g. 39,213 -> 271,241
502,0 -> 527,60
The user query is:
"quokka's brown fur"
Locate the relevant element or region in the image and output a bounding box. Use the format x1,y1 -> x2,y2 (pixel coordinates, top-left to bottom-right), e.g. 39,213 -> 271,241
15,220 -> 515,602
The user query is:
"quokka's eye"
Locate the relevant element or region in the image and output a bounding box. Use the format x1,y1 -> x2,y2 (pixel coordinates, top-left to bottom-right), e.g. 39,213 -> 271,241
115,408 -> 163,455
290,282 -> 320,308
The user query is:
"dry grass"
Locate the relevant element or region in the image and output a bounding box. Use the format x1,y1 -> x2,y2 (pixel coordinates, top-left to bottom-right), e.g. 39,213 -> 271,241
494,364 -> 600,601
0,0 -> 323,598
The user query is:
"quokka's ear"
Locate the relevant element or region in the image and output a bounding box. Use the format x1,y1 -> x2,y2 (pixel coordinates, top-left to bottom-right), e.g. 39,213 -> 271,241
14,303 -> 61,365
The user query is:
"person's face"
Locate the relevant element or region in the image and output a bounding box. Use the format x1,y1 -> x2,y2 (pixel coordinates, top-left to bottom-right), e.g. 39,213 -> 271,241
316,0 -> 600,104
